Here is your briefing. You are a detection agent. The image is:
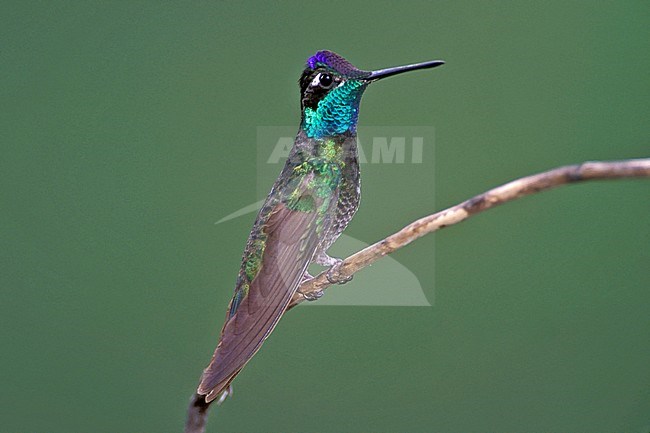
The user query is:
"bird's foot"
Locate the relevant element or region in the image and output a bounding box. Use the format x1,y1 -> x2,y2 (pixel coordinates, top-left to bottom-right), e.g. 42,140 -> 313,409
298,271 -> 323,300
326,258 -> 353,285
298,288 -> 324,301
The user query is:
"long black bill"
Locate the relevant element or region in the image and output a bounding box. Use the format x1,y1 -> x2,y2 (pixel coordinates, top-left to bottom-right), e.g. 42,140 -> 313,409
364,59 -> 445,81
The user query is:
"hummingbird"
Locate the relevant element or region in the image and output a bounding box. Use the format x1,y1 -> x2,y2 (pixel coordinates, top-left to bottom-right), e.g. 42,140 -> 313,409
198,50 -> 444,403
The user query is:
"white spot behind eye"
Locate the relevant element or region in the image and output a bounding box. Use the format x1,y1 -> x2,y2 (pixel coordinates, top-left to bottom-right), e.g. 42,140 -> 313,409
310,73 -> 322,87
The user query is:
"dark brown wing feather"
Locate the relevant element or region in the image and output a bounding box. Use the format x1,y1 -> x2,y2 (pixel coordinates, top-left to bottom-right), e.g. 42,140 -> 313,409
198,182 -> 336,402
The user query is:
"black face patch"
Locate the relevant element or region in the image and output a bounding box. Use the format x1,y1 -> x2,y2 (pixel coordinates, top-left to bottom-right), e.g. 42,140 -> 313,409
299,68 -> 344,110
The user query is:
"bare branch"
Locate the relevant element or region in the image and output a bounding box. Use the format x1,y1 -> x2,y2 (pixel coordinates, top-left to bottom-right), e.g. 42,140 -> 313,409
288,158 -> 650,307
184,393 -> 211,433
185,157 -> 650,431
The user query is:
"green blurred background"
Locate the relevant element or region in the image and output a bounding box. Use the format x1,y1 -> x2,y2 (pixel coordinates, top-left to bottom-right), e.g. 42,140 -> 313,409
1,1 -> 648,432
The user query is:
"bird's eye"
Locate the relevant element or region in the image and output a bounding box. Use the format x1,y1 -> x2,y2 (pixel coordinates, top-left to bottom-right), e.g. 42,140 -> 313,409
318,73 -> 333,88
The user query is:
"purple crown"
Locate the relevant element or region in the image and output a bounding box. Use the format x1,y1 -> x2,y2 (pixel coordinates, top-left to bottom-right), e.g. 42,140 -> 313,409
306,50 -> 367,78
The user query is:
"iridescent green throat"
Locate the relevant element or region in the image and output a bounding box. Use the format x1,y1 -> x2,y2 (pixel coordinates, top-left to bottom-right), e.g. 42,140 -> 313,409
301,80 -> 366,139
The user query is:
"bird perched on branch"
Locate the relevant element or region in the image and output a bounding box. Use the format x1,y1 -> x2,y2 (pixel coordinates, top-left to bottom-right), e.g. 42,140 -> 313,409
198,50 -> 444,403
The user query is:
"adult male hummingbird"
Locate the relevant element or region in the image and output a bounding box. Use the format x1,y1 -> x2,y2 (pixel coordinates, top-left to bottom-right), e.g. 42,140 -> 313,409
198,50 -> 444,403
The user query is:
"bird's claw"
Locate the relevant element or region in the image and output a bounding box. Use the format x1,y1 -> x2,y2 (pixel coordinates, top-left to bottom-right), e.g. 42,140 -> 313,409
298,289 -> 324,301
326,259 -> 353,285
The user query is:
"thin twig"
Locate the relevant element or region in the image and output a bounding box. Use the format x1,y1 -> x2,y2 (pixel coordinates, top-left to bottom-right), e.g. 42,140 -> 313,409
185,157 -> 650,432
184,393 -> 211,433
288,158 -> 650,307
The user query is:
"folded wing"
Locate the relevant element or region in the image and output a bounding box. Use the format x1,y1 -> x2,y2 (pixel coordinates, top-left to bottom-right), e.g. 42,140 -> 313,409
198,167 -> 339,402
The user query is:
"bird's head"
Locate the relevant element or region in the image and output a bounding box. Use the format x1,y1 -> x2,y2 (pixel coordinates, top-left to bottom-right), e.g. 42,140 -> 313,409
299,50 -> 444,139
